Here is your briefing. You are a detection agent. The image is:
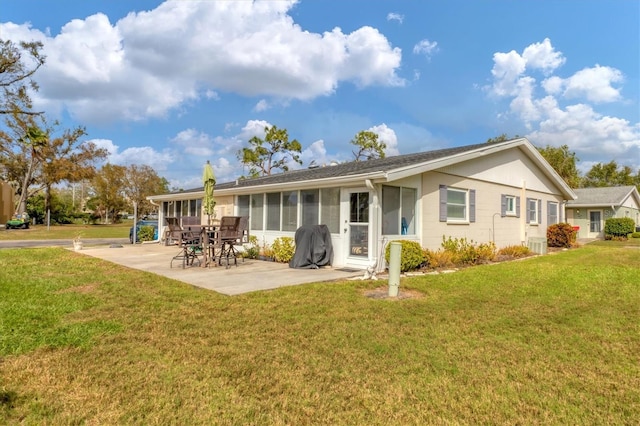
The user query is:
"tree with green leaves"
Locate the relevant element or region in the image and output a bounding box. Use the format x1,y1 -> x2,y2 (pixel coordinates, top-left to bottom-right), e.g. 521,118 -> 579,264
0,38 -> 46,116
582,161 -> 638,188
537,144 -> 581,188
237,125 -> 302,177
351,130 -> 386,161
485,133 -> 521,144
122,164 -> 169,216
88,164 -> 128,223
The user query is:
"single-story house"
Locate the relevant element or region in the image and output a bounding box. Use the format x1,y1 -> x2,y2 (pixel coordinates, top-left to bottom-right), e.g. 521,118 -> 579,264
148,138 -> 577,270
565,186 -> 640,239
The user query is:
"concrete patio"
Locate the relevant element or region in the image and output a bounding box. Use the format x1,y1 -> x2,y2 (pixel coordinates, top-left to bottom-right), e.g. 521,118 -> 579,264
77,242 -> 363,296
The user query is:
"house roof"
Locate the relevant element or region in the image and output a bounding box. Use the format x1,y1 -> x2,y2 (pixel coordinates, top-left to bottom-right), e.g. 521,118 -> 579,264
150,138 -> 577,200
566,186 -> 640,207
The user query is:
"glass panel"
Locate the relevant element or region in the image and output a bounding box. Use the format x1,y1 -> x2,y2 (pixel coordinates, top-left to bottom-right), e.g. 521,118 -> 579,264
402,187 -> 416,234
447,190 -> 466,205
195,199 -> 202,217
282,191 -> 298,232
350,192 -> 369,223
506,196 -> 515,214
189,199 -> 197,216
350,224 -> 368,257
590,211 -> 601,232
447,205 -> 466,220
382,186 -> 400,234
175,201 -> 182,218
251,194 -> 263,230
528,199 -> 537,223
549,202 -> 558,224
266,192 -> 281,231
181,200 -> 189,216
320,188 -> 340,233
237,195 -> 250,218
301,189 -> 319,226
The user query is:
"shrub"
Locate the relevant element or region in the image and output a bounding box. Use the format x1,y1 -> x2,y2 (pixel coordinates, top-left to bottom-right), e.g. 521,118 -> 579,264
547,222 -> 576,248
243,235 -> 259,259
384,240 -> 426,272
631,232 -> 640,239
604,217 -> 635,239
497,245 -> 531,259
441,236 -> 496,265
271,237 -> 295,263
423,248 -> 455,269
138,226 -> 155,242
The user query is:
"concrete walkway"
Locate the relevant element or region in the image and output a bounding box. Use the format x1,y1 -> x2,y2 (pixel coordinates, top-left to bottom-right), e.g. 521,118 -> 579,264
77,242 -> 363,295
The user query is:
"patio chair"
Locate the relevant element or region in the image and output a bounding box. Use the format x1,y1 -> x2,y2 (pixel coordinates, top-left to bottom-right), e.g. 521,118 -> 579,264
215,216 -> 243,268
170,229 -> 203,268
163,217 -> 184,246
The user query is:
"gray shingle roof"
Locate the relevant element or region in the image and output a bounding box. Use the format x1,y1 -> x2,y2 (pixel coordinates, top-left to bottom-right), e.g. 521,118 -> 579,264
175,141 -> 493,194
567,186 -> 637,206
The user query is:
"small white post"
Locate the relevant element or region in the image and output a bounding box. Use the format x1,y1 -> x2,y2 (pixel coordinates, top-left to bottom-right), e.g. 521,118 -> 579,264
388,242 -> 401,297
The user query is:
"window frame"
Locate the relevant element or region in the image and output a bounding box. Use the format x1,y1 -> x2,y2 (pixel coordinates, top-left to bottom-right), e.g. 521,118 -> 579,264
440,185 -> 475,223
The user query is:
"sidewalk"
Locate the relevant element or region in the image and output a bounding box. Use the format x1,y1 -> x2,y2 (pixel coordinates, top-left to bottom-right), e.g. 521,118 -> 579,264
77,242 -> 362,296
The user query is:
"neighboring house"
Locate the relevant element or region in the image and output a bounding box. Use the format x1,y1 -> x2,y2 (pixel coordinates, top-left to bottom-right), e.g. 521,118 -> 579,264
148,138 -> 576,270
0,181 -> 14,224
565,186 -> 640,239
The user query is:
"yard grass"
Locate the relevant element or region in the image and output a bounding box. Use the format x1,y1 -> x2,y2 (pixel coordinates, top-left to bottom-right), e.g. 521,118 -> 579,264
0,222 -> 131,240
1,244 -> 639,424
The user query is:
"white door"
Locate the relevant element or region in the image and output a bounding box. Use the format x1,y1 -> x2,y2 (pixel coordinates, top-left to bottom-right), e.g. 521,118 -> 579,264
588,210 -> 603,237
342,189 -> 372,267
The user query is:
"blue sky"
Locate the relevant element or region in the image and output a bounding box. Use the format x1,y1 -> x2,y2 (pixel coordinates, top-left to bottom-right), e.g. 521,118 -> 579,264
2,0 -> 638,189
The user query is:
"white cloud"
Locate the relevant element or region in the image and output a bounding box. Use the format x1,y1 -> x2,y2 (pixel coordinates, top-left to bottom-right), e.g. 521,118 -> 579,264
369,123 -> 399,156
487,38 -> 639,172
387,13 -> 404,24
521,38 -> 565,75
254,99 -> 270,112
1,1 -> 404,124
170,129 -> 215,157
562,65 -> 624,103
90,138 -> 175,171
413,39 -> 438,59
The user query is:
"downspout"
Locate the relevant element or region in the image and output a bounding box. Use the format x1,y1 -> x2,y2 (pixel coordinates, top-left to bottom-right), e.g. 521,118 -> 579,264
521,180 -> 527,245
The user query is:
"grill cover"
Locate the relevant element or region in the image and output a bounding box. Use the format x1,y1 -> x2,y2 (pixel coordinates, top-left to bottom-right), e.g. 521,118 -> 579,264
289,224 -> 333,269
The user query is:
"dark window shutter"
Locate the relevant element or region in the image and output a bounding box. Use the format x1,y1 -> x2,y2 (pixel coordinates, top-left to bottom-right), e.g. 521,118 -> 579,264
526,197 -> 532,224
501,194 -> 506,217
547,201 -> 552,225
538,199 -> 542,224
516,196 -> 521,218
469,189 -> 476,223
439,185 -> 447,222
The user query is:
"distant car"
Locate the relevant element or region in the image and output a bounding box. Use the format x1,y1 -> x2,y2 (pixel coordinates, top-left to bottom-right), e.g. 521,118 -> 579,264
6,213 -> 30,229
129,220 -> 159,243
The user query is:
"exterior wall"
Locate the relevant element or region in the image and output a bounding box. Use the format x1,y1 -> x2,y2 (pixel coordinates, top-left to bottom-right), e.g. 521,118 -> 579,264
420,154 -> 567,251
0,182 -> 14,224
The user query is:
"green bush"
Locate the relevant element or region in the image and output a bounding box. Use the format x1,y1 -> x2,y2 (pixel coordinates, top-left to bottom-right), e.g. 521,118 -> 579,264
631,232 -> 640,239
604,217 -> 635,239
422,248 -> 455,269
441,236 -> 496,265
384,240 -> 426,272
271,237 -> 295,263
243,235 -> 260,259
497,245 -> 531,258
138,226 -> 155,242
547,222 -> 576,248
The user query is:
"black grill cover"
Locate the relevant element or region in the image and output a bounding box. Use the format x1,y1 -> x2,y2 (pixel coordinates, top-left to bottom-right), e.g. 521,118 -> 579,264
289,225 -> 333,269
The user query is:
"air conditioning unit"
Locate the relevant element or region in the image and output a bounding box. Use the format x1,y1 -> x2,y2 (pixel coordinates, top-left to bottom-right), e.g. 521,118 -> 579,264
527,237 -> 547,255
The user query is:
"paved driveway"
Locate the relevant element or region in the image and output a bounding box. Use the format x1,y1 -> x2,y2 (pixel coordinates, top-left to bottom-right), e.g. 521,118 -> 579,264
77,242 -> 362,295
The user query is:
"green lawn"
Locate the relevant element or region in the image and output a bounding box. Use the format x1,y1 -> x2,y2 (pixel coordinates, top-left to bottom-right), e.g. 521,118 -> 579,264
1,243 -> 638,424
0,222 -> 131,240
